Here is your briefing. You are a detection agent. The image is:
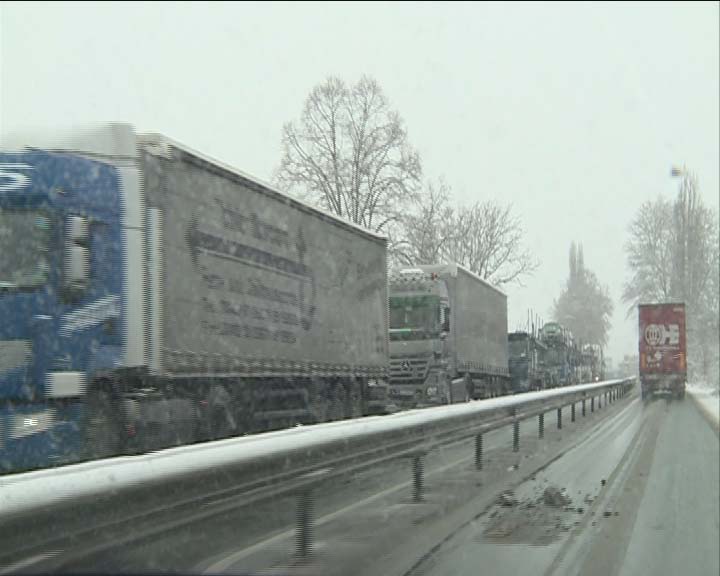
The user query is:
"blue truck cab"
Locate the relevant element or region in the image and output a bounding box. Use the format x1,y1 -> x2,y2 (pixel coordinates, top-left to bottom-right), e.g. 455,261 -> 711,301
0,125 -> 145,472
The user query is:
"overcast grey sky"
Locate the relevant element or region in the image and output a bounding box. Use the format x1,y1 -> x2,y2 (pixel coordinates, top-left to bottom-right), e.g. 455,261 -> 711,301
1,1 -> 718,365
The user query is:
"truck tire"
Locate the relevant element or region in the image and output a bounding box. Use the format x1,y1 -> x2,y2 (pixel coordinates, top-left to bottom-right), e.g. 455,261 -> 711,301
676,388 -> 686,401
464,374 -> 473,402
327,384 -> 346,421
83,386 -> 123,460
207,385 -> 237,439
413,389 -> 423,408
210,407 -> 235,439
347,381 -> 364,418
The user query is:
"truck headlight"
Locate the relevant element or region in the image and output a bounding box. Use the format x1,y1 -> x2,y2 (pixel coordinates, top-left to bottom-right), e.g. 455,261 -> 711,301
426,386 -> 438,397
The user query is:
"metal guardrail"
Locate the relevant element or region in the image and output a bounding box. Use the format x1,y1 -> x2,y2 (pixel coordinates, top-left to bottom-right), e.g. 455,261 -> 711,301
0,377 -> 635,570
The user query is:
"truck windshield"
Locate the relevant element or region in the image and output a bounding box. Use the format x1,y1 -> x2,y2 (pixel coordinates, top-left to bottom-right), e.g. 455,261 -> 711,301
509,339 -> 528,357
544,348 -> 566,364
389,295 -> 440,336
543,323 -> 560,335
0,210 -> 51,289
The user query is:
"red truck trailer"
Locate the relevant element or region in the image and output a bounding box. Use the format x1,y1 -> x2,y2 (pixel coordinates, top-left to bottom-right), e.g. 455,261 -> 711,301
638,303 -> 687,400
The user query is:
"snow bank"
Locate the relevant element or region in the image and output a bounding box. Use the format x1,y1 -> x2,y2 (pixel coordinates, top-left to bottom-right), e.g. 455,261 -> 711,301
688,383 -> 720,430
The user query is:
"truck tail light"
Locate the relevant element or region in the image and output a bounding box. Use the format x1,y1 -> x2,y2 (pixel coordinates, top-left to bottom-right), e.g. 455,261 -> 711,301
678,354 -> 685,370
640,354 -> 646,369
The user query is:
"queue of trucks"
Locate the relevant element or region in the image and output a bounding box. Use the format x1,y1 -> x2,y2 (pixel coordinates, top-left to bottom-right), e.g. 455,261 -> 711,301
0,123 -> 648,474
507,323 -> 605,393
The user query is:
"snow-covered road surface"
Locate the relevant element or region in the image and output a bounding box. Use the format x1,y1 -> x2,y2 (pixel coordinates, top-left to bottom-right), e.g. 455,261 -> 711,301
687,382 -> 719,429
12,383 -> 717,576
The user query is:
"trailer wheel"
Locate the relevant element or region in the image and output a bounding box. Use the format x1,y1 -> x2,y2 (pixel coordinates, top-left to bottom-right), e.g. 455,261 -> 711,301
83,386 -> 123,460
347,381 -> 364,418
327,384 -> 345,421
208,385 -> 238,440
464,374 -> 473,402
210,408 -> 234,439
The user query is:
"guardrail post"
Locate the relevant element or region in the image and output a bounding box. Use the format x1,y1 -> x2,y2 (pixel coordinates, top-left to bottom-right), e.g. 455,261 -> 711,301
582,398 -> 586,417
475,433 -> 483,470
513,409 -> 520,452
294,468 -> 332,559
571,402 -> 576,422
296,488 -> 314,559
538,412 -> 544,438
413,453 -> 424,502
557,407 -> 562,429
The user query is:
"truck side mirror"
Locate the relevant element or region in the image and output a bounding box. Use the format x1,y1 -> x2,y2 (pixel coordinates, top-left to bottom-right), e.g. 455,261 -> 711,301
65,245 -> 90,286
63,215 -> 90,296
67,214 -> 89,243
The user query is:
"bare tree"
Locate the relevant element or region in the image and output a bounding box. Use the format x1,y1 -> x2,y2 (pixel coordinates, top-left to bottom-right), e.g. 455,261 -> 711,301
275,76 -> 422,236
554,242 -> 614,347
622,196 -> 676,311
395,182 -> 538,287
445,200 -> 538,286
670,171 -> 717,308
394,179 -> 454,266
623,170 -> 719,383
696,242 -> 720,384
623,189 -> 717,311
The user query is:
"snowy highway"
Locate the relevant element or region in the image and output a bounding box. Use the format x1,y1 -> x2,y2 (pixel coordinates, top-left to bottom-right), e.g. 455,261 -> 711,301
1,6 -> 717,576
7,381 -> 716,576
411,391 -> 719,576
